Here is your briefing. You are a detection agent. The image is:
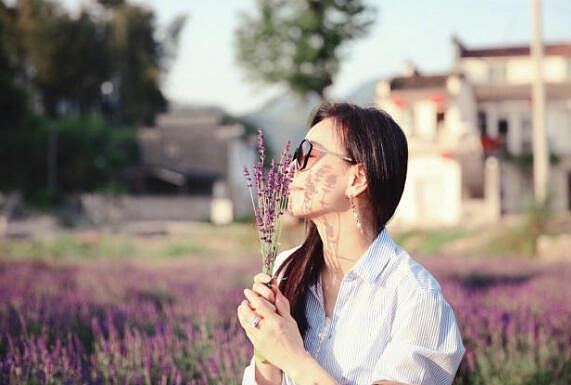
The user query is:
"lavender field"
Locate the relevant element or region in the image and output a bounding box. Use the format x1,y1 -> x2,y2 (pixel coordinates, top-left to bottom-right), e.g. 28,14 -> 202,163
0,254 -> 570,384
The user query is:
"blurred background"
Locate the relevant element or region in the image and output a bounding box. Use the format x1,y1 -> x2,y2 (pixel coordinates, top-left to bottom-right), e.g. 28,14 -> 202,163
0,0 -> 570,384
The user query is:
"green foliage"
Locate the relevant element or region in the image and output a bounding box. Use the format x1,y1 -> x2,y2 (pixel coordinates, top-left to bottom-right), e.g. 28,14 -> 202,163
502,150 -> 561,168
454,330 -> 571,385
54,116 -> 139,192
478,196 -> 552,257
108,3 -> 166,125
235,0 -> 376,100
0,0 -> 188,201
394,228 -> 471,255
15,0 -> 110,117
3,234 -> 139,260
0,0 -> 186,125
163,241 -> 204,257
0,223 -> 270,262
0,113 -> 50,195
0,115 -> 138,201
0,3 -> 29,127
522,194 -> 552,237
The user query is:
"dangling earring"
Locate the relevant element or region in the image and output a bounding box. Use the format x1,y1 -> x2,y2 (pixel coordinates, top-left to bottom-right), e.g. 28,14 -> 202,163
349,195 -> 363,232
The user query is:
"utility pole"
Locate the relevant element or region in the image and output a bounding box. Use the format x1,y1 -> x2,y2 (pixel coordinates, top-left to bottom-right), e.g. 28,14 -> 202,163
531,0 -> 549,203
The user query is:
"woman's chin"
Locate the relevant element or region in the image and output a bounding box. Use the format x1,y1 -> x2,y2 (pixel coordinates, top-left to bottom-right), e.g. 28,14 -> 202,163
287,198 -> 314,219
287,205 -> 305,219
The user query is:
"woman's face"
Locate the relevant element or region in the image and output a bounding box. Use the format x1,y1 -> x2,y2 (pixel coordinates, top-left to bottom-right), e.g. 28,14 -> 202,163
287,118 -> 354,219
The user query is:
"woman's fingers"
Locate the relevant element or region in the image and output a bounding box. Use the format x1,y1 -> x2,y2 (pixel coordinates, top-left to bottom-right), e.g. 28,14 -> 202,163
237,299 -> 261,330
252,282 -> 276,304
253,273 -> 274,286
244,288 -> 277,317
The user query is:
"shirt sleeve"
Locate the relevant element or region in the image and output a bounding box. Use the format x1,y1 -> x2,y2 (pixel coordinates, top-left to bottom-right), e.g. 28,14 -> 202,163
241,355 -> 286,385
372,288 -> 465,385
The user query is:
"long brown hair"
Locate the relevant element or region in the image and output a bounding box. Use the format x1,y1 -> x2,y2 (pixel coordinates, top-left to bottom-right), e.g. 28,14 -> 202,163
275,102 -> 408,339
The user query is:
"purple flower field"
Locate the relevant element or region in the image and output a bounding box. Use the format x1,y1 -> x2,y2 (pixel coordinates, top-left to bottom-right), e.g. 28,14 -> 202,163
1,256 -> 570,384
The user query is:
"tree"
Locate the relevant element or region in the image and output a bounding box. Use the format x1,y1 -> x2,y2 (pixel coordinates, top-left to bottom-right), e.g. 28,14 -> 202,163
106,2 -> 187,125
12,0 -> 109,117
235,0 -> 376,100
0,0 -> 188,201
0,2 -> 27,127
0,2 -> 44,194
3,0 -> 186,124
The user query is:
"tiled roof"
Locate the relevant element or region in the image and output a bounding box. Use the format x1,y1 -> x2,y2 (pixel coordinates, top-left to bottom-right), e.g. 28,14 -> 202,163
459,42 -> 571,58
474,82 -> 571,101
138,111 -> 241,179
389,74 -> 449,90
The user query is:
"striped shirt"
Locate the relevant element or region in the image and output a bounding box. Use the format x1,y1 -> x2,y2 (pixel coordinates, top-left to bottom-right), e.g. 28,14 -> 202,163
242,228 -> 465,385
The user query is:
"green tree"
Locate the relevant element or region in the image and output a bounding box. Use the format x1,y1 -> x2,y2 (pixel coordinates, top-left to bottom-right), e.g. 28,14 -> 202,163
105,2 -> 187,125
0,2 -> 27,127
4,0 -> 185,124
11,0 -> 109,117
0,0 -> 187,200
0,2 -> 44,194
107,3 -> 164,125
235,0 -> 376,100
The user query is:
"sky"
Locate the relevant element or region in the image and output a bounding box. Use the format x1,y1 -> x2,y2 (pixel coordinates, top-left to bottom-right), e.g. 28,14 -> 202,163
61,0 -> 571,115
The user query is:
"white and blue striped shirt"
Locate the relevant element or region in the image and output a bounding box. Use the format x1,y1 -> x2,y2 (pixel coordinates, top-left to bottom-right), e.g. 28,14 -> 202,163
242,228 -> 465,385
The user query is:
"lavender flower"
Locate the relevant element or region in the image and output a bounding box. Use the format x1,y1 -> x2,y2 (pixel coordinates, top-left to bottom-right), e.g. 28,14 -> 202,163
242,129 -> 294,277
0,254 -> 570,383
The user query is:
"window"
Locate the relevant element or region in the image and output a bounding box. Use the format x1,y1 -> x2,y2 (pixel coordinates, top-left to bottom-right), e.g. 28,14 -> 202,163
498,119 -> 509,152
436,111 -> 446,133
478,111 -> 488,136
521,114 -> 532,153
498,119 -> 509,136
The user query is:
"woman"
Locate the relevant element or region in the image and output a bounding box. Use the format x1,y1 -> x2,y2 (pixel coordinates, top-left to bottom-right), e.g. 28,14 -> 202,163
237,102 -> 465,385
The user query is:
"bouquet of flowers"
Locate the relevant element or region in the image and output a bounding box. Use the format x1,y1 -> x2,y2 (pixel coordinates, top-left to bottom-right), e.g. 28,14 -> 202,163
242,129 -> 294,363
242,129 -> 294,279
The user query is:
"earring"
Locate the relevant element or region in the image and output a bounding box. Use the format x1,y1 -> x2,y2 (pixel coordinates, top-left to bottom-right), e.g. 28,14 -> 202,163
349,195 -> 363,232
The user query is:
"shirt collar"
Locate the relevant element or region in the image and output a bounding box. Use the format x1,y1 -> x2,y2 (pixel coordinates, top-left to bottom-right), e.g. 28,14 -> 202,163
349,227 -> 398,284
308,228 -> 399,301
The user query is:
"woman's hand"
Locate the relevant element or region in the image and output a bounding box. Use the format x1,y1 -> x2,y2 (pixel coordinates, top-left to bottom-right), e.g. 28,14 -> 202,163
251,273 -> 277,304
237,273 -> 309,375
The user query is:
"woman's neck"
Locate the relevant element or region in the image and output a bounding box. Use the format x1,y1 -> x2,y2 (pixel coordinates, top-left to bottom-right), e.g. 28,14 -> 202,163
312,210 -> 376,283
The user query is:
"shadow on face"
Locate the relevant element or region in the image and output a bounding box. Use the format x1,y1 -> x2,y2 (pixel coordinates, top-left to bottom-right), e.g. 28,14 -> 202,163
288,118 -> 353,219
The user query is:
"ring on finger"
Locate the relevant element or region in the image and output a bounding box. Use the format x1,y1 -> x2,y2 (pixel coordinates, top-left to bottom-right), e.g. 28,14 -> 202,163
249,314 -> 262,328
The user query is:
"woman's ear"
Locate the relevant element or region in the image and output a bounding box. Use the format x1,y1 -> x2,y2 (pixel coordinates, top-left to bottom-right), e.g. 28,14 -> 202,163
346,163 -> 368,198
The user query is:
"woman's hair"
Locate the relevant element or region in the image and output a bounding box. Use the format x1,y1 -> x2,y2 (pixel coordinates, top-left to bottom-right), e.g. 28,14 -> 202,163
275,102 -> 408,339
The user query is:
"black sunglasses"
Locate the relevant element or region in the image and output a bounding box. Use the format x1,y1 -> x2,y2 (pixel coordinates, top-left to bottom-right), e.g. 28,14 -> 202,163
292,139 -> 356,171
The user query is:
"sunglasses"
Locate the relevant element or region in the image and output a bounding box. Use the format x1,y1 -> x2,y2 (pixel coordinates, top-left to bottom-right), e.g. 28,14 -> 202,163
292,139 -> 356,172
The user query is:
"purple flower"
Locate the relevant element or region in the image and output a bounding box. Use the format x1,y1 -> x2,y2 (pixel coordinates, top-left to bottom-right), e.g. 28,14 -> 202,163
242,129 -> 293,275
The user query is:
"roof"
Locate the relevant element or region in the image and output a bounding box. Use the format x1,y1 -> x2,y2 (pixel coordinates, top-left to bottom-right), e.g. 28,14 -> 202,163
459,42 -> 571,58
389,74 -> 449,90
474,82 -> 571,102
138,111 -> 244,179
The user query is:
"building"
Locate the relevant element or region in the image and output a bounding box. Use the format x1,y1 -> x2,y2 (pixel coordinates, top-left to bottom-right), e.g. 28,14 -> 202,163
82,109 -> 256,224
377,38 -> 571,228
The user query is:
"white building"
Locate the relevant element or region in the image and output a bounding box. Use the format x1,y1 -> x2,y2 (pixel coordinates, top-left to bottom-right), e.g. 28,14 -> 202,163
377,38 -> 571,228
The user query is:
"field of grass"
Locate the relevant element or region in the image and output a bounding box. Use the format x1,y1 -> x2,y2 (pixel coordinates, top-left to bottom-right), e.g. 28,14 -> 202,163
0,222 -> 306,263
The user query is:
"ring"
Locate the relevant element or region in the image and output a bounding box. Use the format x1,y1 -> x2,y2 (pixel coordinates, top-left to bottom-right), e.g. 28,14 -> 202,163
249,315 -> 262,328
